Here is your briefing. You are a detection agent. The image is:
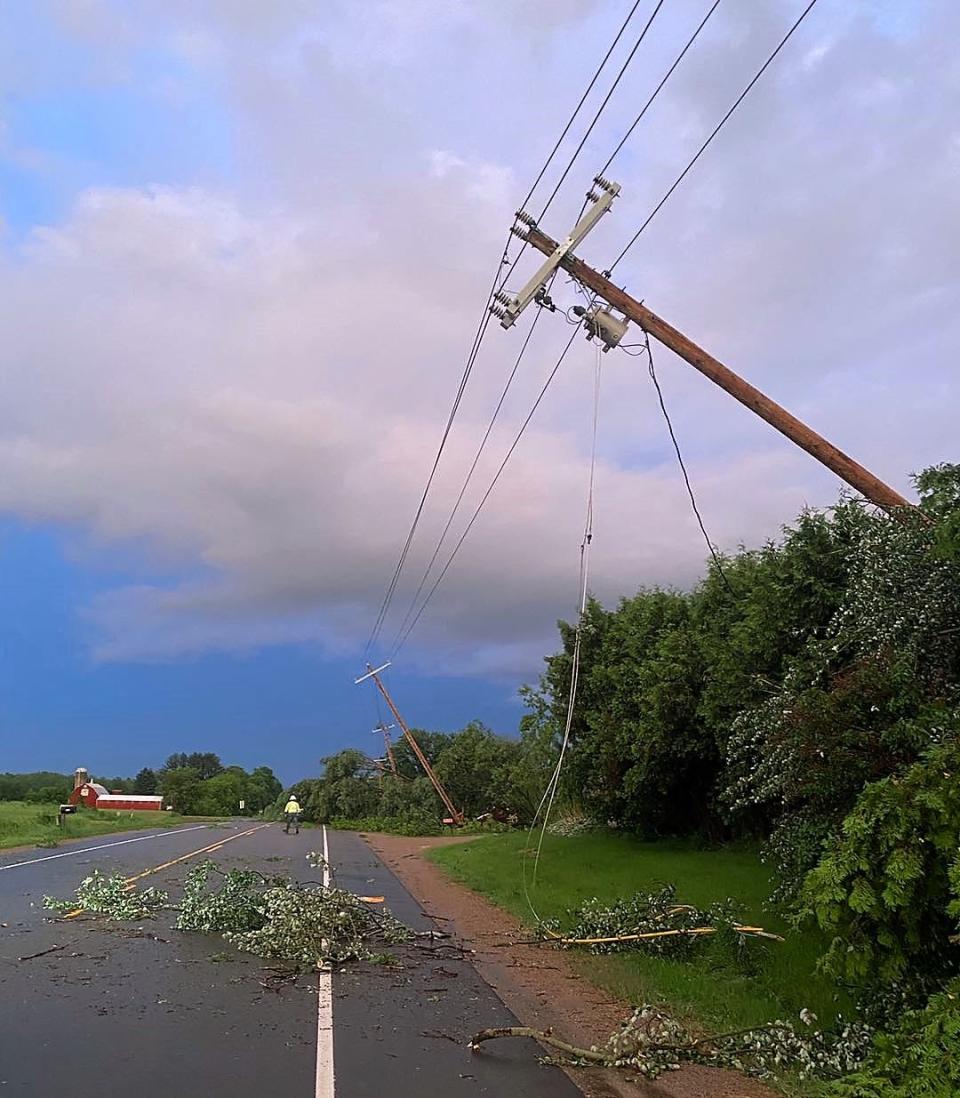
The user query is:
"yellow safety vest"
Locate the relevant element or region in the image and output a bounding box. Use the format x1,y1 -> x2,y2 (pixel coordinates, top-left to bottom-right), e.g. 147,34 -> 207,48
285,799 -> 301,814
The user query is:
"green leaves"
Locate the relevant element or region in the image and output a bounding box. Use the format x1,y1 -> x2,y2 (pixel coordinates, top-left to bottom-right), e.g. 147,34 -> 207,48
800,738 -> 960,988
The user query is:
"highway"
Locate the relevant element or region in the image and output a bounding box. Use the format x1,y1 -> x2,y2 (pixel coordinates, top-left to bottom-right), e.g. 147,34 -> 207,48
0,821 -> 581,1097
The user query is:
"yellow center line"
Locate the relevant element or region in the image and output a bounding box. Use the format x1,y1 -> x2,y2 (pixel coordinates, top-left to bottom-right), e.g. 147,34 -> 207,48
63,823 -> 271,918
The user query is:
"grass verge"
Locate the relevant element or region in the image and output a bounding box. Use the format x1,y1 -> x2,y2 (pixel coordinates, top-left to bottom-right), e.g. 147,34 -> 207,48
0,801 -> 225,851
428,831 -> 851,1037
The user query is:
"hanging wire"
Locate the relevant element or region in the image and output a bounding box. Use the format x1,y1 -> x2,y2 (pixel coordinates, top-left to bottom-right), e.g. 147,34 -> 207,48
522,340 -> 603,921
641,331 -> 737,596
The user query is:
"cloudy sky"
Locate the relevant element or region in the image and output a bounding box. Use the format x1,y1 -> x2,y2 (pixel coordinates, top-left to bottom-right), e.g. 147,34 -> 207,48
1,0 -> 956,782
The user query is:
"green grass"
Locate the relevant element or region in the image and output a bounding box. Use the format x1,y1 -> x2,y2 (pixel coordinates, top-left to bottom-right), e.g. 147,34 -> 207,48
429,831 -> 853,1037
0,801 -> 224,851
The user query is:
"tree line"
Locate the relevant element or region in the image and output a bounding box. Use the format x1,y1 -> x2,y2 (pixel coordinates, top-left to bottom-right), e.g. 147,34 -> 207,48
0,752 -> 282,817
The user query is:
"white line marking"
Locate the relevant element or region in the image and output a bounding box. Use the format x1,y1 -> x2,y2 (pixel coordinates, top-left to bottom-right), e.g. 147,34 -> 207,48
0,825 -> 210,871
315,824 -> 335,1098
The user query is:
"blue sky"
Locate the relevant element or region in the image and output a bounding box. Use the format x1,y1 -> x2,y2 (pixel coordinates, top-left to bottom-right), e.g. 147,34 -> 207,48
1,1 -> 957,783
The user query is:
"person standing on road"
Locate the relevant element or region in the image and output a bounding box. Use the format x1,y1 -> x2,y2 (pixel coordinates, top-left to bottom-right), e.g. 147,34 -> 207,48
283,794 -> 302,835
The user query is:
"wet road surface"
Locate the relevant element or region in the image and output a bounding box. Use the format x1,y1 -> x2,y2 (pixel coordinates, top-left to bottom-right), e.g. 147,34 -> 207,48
0,821 -> 581,1097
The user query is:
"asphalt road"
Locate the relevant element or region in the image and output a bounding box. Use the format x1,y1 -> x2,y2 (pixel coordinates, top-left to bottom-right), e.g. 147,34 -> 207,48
0,821 -> 581,1097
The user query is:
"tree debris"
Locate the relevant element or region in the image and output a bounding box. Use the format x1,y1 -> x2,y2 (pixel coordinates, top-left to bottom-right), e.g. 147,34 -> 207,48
471,1005 -> 874,1081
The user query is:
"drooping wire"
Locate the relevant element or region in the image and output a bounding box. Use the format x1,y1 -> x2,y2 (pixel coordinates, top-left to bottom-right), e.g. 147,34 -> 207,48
596,0 -> 723,178
389,303 -> 548,654
533,340 -> 603,875
608,0 -> 821,272
393,325 -> 583,655
642,330 -> 736,595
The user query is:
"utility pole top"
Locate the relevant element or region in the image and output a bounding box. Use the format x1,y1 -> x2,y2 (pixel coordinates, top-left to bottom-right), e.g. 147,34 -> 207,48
491,176 -> 620,330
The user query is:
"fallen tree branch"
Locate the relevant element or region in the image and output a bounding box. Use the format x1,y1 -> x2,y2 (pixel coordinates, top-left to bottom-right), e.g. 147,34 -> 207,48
542,924 -> 784,945
470,1026 -> 610,1063
18,945 -> 65,962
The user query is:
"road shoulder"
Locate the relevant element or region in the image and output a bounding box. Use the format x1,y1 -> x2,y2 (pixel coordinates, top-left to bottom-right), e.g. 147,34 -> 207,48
363,831 -> 775,1098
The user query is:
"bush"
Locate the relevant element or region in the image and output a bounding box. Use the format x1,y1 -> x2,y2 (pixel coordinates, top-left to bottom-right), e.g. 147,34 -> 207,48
801,736 -> 960,988
826,978 -> 960,1097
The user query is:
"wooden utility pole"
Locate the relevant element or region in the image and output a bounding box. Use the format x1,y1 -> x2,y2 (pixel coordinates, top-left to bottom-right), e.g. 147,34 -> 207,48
375,723 -> 399,777
356,664 -> 464,824
520,224 -> 912,514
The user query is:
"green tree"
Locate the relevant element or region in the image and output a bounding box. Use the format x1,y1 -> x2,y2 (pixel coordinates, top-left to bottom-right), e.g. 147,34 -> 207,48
159,767 -> 202,814
133,767 -> 158,794
247,766 -> 282,812
434,722 -> 518,818
196,770 -> 248,816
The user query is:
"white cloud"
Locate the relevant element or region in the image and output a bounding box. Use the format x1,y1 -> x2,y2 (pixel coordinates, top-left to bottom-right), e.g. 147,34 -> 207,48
0,0 -> 957,678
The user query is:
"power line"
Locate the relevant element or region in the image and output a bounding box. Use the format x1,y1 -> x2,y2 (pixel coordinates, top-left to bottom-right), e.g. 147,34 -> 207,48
519,0 -> 646,213
389,305 -> 547,654
364,235 -> 511,654
536,0 -> 667,222
609,0 -> 821,272
366,1 -> 655,654
394,326 -> 582,655
642,331 -> 736,596
597,0 -> 723,178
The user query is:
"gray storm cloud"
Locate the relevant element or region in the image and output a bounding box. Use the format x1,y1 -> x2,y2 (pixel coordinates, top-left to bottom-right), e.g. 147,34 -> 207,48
0,1 -> 956,675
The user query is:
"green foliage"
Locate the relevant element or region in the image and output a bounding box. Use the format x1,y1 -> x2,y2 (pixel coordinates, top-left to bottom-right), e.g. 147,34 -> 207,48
825,978 -> 960,1098
0,771 -> 73,804
44,869 -> 168,920
133,767 -> 158,794
551,884 -> 745,960
164,752 -> 224,780
800,736 -> 960,988
159,766 -> 203,814
45,856 -> 412,968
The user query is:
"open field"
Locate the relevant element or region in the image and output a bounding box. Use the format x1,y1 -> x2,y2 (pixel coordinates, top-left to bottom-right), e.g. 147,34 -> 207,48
0,800 -> 226,851
429,831 -> 852,1037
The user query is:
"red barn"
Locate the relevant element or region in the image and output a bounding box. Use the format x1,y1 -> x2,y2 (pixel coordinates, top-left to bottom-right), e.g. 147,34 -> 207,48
69,768 -> 165,812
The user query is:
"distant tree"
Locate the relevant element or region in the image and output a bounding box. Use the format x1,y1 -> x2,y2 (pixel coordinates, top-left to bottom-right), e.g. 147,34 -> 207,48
133,767 -> 158,795
159,767 -> 202,814
95,775 -> 135,793
186,752 -> 224,780
195,770 -> 247,816
164,753 -> 190,772
0,772 -> 72,803
248,766 -> 282,812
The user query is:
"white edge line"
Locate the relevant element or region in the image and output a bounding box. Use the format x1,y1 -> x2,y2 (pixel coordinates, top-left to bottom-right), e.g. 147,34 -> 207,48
0,824 -> 211,871
316,823 -> 335,1098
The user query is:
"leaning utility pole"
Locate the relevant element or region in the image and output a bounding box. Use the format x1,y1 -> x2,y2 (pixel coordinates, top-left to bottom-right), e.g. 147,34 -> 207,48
493,179 -> 912,514
355,663 -> 465,825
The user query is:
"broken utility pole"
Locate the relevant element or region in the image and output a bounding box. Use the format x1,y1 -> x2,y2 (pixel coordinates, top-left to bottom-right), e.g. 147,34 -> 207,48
496,180 -> 912,515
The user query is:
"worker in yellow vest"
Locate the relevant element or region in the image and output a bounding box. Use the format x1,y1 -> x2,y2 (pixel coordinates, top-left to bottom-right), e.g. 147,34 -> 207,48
283,794 -> 302,835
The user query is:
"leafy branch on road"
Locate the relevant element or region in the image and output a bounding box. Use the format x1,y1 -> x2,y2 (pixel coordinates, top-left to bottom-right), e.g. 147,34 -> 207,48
44,853 -> 411,967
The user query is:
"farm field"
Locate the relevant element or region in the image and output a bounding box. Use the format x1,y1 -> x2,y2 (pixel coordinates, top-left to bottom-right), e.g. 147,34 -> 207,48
0,801 -> 225,851
429,830 -> 851,1037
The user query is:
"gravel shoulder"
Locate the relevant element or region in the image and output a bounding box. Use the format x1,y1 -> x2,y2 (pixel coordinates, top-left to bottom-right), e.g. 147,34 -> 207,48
363,831 -> 776,1098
